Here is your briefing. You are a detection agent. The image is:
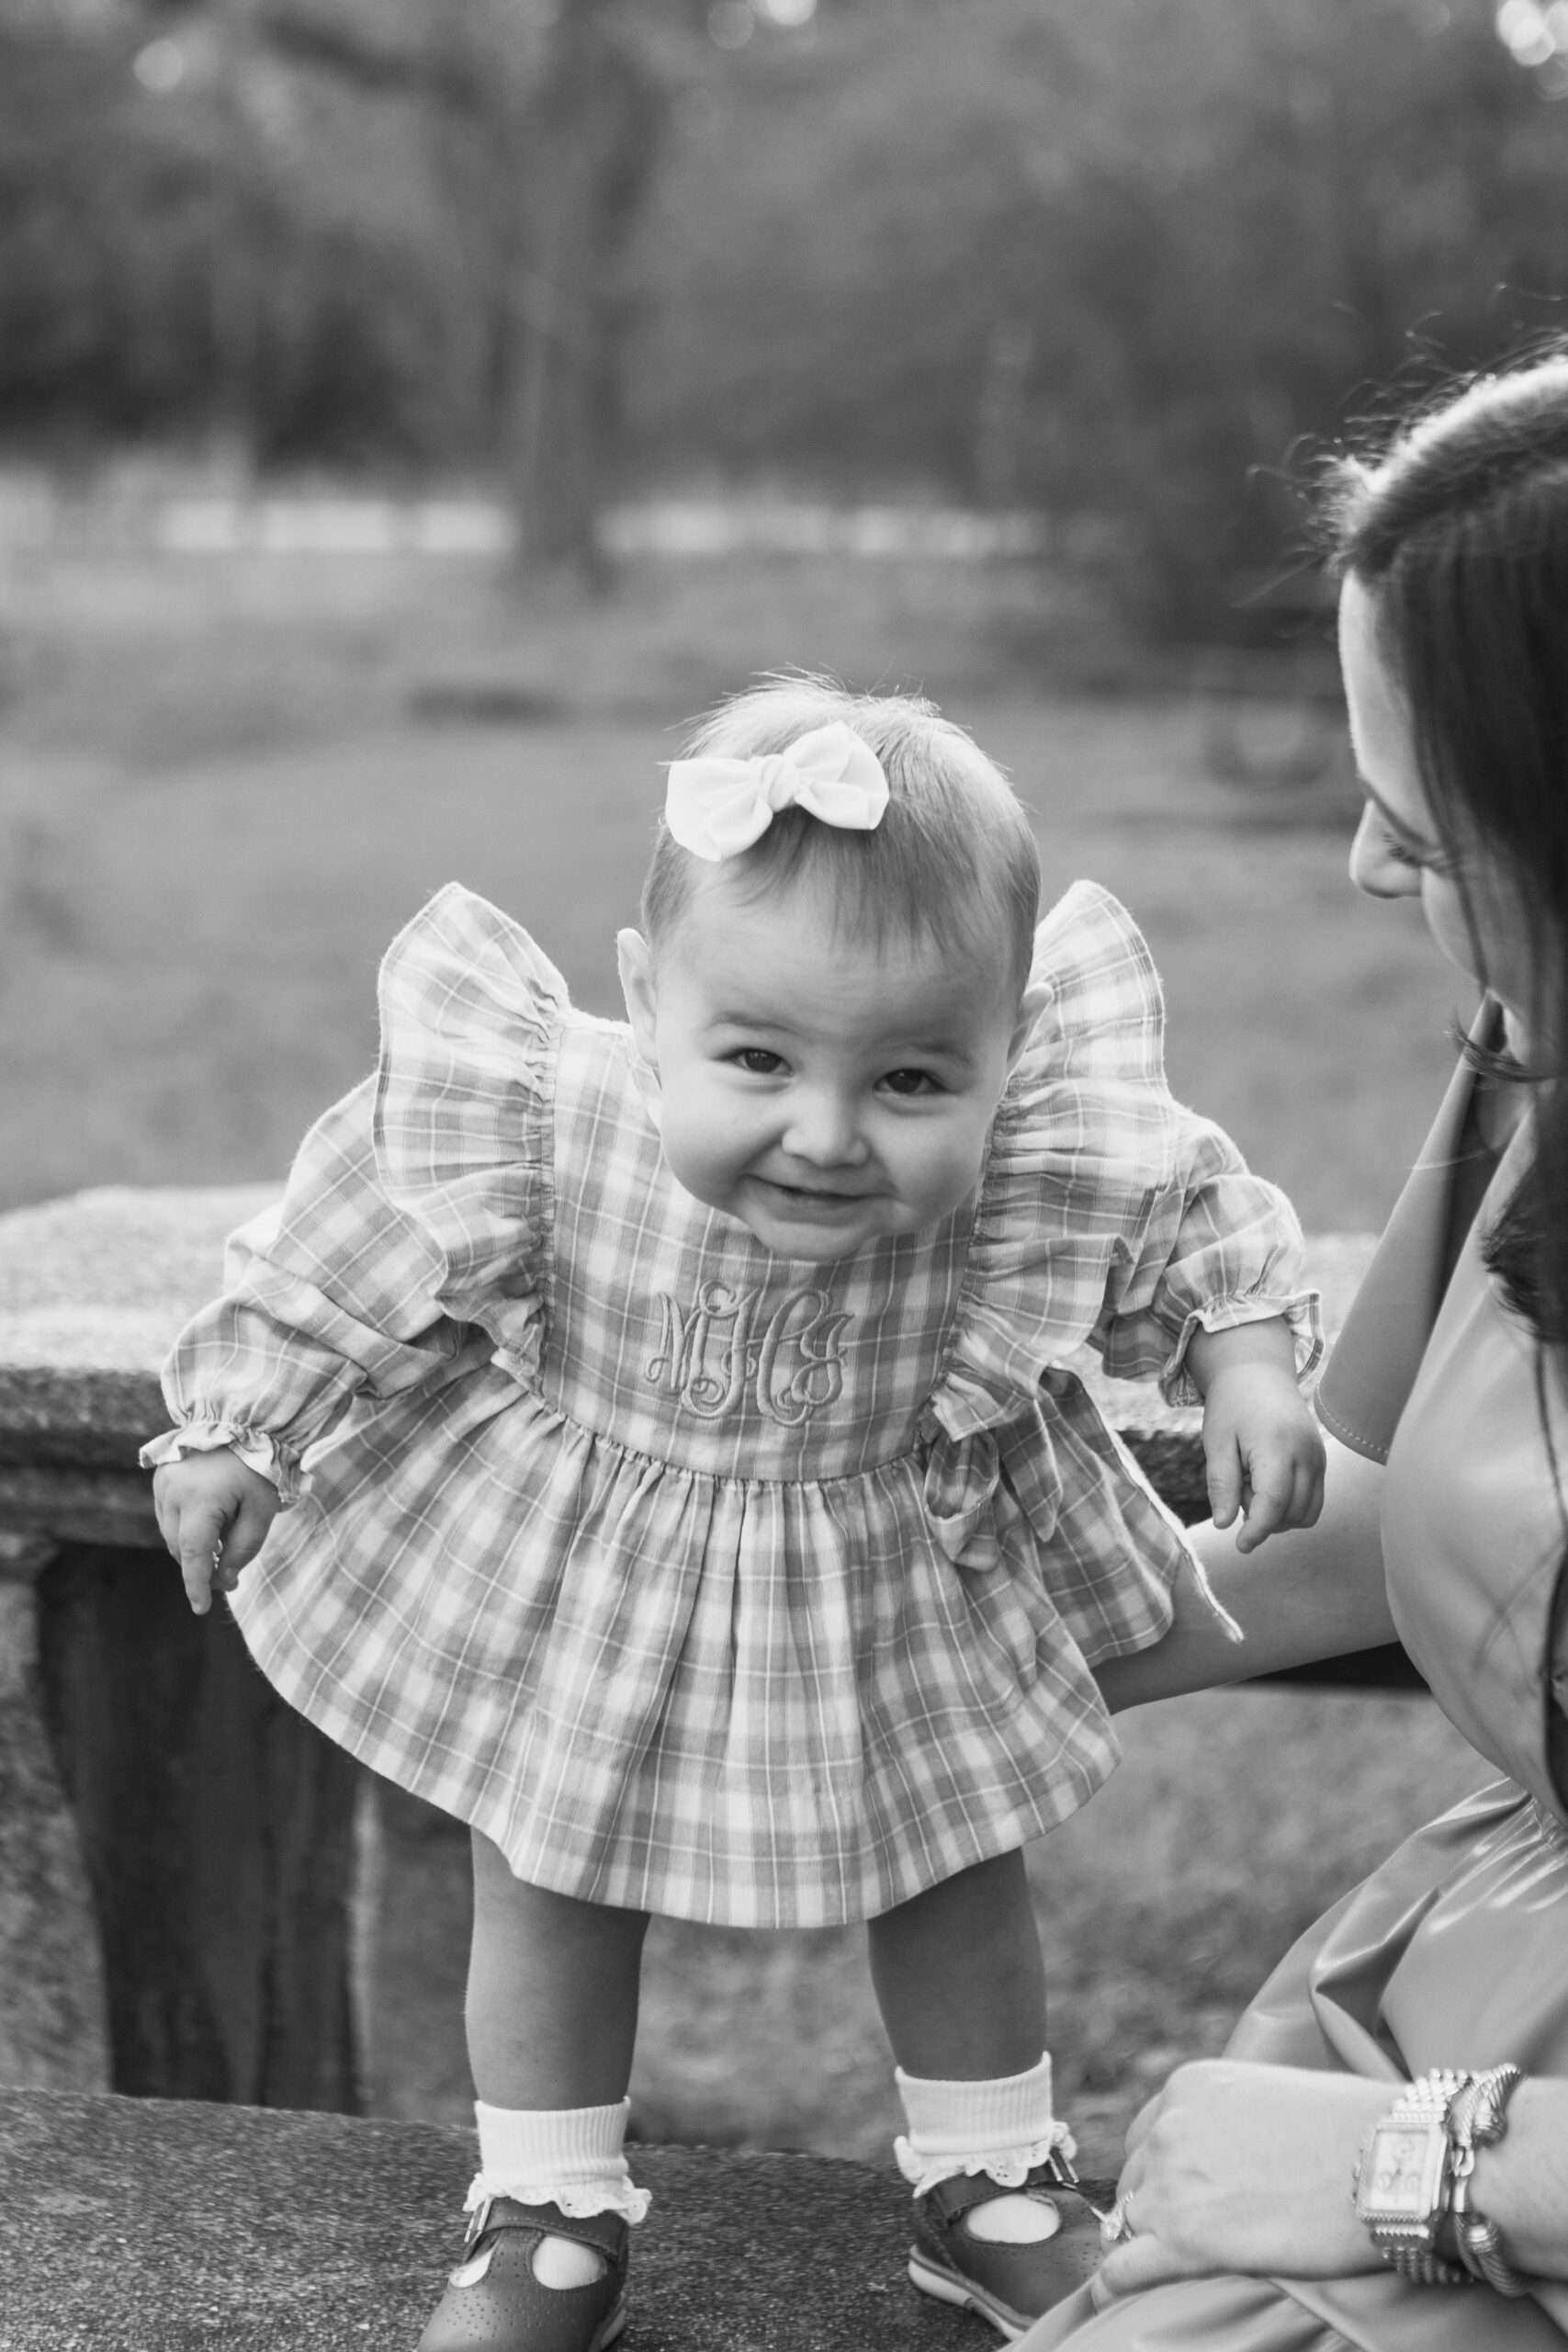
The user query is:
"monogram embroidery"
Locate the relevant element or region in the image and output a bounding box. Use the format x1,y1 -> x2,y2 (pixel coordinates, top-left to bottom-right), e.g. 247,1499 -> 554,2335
646,1280 -> 850,1425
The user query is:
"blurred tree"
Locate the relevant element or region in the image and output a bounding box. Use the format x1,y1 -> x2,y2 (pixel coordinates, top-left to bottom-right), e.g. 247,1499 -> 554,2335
626,0 -> 1568,632
4,0 -> 1568,628
503,0 -> 668,572
0,0 -> 495,464
255,0 -> 675,569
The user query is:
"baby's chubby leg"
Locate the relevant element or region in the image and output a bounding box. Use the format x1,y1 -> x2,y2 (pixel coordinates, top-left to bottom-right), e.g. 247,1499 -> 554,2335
871,1851 -> 1104,2332
455,1834 -> 649,2303
467,1830 -> 649,2110
868,1847 -> 1046,2080
871,1847 -> 1058,2224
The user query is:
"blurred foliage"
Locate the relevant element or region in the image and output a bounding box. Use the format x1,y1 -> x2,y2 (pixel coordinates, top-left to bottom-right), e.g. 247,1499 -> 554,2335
631,0 -> 1568,628
3,0 -> 1568,625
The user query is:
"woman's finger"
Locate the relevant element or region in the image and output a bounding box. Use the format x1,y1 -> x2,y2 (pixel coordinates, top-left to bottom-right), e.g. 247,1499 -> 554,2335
1120,2091 -> 1163,2159
1095,2227 -> 1188,2302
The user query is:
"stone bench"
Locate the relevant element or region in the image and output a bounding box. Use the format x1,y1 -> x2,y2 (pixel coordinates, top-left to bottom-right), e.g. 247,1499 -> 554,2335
0,2084 -> 975,2350
0,1184 -> 1385,2114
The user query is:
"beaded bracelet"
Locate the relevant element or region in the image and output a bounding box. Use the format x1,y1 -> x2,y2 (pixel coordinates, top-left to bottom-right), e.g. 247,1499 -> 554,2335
1444,2064 -> 1532,2297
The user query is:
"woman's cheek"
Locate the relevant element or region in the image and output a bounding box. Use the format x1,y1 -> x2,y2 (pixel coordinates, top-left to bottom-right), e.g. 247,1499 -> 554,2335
1421,875 -> 1480,986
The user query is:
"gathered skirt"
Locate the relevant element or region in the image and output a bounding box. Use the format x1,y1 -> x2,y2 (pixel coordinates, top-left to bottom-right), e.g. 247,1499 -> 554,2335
230,1374 -> 1176,1927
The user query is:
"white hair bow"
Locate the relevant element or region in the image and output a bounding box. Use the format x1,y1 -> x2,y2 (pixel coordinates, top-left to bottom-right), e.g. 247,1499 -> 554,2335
664,719 -> 890,863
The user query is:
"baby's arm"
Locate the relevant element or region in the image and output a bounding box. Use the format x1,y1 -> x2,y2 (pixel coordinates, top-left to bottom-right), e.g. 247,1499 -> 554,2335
143,1077 -> 457,1613
1095,1104 -> 1325,1551
152,1447 -> 282,1616
1186,1317 -> 1325,1554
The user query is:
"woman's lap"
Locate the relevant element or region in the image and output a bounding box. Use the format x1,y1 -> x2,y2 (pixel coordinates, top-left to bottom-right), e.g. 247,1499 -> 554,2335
1018,2277 -> 1351,2352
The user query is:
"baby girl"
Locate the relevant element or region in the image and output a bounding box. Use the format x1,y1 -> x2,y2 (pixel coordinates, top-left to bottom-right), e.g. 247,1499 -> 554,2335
147,680 -> 1323,2349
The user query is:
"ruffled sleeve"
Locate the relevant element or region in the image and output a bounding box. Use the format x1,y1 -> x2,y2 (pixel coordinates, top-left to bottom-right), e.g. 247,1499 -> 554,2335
141,888 -> 566,1500
141,1081 -> 473,1502
919,880 -> 1318,1567
933,880 -> 1184,1425
372,882 -> 568,1380
1098,1112 -> 1322,1407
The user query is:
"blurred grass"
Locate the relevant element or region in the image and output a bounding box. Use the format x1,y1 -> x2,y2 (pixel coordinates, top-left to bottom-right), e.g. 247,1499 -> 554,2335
0,535 -> 1462,1227
0,522 -> 1487,2169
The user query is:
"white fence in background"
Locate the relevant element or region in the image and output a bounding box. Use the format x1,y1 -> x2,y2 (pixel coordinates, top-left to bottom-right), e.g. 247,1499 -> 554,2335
0,481 -> 1049,563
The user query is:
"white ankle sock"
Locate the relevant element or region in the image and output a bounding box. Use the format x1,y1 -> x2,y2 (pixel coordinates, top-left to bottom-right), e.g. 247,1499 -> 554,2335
893,2052 -> 1075,2238
470,2097 -> 649,2229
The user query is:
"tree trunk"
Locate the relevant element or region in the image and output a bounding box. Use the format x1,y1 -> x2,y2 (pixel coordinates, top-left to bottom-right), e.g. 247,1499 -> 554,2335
509,0 -> 665,575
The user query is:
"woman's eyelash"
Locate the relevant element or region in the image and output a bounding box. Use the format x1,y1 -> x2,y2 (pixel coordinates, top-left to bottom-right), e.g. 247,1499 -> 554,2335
1381,822 -> 1451,876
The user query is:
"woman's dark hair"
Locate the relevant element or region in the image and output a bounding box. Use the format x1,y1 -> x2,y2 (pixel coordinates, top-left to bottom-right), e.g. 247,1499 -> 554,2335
1325,355 -> 1568,1343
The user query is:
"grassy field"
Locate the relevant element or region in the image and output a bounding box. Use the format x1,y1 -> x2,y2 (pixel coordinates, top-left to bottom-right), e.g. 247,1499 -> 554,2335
0,520 -> 1487,2173
0,528 -> 1464,1227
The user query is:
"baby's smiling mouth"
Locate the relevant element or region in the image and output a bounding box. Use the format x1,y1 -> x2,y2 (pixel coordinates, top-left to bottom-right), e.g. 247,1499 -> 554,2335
756,1176 -> 874,1206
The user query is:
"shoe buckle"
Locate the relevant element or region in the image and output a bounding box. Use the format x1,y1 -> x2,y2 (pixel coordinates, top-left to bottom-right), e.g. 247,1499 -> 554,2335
463,2193 -> 494,2250
1036,2146 -> 1080,2191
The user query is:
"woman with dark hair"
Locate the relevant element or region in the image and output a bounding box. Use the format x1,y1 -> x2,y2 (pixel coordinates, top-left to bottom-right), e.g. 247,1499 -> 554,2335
1018,356 -> 1568,2348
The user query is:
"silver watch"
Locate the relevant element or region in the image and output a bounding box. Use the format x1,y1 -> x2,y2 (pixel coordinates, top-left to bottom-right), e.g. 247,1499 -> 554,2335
1353,2071 -> 1472,2288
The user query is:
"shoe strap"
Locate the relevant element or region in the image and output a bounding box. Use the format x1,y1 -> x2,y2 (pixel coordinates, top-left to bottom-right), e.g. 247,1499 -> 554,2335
921,2153 -> 1091,2229
465,2195 -> 629,2262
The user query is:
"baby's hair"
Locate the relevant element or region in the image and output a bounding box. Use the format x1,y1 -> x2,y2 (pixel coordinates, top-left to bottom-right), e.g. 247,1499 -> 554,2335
641,676 -> 1041,1001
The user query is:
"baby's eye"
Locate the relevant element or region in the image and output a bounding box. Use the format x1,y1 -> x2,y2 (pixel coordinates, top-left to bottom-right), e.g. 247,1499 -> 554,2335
880,1067 -> 942,1098
731,1047 -> 785,1076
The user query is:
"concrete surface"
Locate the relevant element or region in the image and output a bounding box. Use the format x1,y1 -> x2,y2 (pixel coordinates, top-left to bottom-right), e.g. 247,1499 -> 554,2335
0,1184 -> 277,1545
0,2086 -> 973,2351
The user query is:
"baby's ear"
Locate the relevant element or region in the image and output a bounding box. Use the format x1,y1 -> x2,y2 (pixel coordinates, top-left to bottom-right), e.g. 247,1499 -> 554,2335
616,929 -> 660,1067
1006,979 -> 1049,1073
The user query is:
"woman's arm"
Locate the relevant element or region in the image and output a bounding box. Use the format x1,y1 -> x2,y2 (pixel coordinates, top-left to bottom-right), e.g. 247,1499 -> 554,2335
1092,2062 -> 1568,2302
1095,1431 -> 1397,1713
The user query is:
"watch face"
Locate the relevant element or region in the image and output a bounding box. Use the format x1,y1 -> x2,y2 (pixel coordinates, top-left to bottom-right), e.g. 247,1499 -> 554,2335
1358,2124 -> 1446,2221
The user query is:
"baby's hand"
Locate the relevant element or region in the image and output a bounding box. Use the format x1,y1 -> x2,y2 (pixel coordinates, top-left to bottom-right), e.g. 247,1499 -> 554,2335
151,1448 -> 281,1615
1188,1321 -> 1325,1555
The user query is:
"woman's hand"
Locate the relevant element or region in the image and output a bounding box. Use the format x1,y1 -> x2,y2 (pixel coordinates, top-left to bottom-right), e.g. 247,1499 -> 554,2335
1097,2062 -> 1390,2300
152,1447 -> 281,1614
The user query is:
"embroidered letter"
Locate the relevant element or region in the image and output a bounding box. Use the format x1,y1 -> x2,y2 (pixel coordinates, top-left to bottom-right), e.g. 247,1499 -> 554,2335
647,1280 -> 850,1426
756,1289 -> 850,1423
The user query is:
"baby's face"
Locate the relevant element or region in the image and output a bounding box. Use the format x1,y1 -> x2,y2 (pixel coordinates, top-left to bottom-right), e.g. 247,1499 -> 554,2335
618,876 -> 1038,1262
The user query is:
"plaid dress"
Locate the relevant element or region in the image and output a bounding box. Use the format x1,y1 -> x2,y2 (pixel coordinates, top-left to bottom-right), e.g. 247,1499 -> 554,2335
144,881 -> 1320,1928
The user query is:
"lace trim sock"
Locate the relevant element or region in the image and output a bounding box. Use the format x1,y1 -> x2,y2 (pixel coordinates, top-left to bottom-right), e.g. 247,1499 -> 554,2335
470,2097 -> 650,2225
894,2052 -> 1075,2209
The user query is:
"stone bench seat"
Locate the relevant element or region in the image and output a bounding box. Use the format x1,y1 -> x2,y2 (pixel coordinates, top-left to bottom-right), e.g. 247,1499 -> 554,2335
0,2086 -> 971,2351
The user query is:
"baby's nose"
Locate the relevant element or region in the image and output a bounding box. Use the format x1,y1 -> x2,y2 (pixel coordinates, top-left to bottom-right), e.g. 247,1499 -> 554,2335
782,1090 -> 868,1165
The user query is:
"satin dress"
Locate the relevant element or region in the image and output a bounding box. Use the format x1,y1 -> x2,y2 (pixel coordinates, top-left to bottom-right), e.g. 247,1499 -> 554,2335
1023,1033 -> 1568,2350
